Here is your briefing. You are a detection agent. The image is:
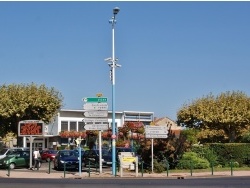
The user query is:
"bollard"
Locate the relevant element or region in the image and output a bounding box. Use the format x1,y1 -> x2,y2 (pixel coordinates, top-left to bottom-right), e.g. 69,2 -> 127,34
64,162 -> 66,178
88,161 -> 90,177
190,161 -> 193,176
115,161 -> 117,177
230,161 -> 233,176
6,165 -> 10,177
166,160 -> 169,177
48,159 -> 51,174
211,161 -> 214,176
37,161 -> 40,171
141,161 -> 144,177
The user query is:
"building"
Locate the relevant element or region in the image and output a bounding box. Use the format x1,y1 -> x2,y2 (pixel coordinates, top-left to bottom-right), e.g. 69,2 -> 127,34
154,117 -> 182,138
22,109 -> 154,150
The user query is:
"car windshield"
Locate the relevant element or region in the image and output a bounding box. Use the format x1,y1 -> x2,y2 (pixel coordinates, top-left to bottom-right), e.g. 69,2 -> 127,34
0,149 -> 8,155
48,150 -> 57,154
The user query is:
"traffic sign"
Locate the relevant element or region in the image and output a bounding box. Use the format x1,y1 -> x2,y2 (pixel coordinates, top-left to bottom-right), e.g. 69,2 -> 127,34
84,119 -> 109,130
84,123 -> 109,130
145,125 -> 168,139
145,125 -> 168,134
145,134 -> 168,138
84,111 -> 108,118
83,103 -> 108,110
83,97 -> 107,103
84,118 -> 108,123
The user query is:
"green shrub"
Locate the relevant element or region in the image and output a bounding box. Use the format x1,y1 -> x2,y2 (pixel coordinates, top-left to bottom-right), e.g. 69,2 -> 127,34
177,152 -> 210,169
153,159 -> 166,173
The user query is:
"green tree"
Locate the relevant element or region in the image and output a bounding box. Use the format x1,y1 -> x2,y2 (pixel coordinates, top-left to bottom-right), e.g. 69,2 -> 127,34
177,91 -> 250,142
0,83 -> 63,137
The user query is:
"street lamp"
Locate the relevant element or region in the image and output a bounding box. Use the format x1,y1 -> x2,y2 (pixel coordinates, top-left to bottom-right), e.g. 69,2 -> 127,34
105,7 -> 121,175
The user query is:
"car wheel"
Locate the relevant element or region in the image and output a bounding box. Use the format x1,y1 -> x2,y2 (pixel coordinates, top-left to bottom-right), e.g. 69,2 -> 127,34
46,157 -> 50,162
9,163 -> 16,169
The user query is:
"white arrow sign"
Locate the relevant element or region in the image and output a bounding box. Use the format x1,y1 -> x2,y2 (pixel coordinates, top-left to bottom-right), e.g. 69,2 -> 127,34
84,111 -> 108,117
83,103 -> 108,110
145,134 -> 168,138
84,124 -> 108,130
84,118 -> 108,123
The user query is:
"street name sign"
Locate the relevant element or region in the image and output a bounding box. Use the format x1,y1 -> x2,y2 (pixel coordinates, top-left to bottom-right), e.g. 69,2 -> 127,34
83,97 -> 108,103
83,103 -> 108,110
145,125 -> 168,139
84,111 -> 108,117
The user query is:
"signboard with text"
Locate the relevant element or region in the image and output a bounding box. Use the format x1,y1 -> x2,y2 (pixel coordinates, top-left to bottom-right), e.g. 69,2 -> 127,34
145,125 -> 168,139
18,120 -> 45,136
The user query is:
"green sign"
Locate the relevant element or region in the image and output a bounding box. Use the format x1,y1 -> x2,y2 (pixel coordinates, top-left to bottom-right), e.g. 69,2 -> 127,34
83,97 -> 108,103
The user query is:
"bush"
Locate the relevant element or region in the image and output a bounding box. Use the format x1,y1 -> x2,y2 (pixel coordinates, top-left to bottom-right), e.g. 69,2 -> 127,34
191,145 -> 219,166
177,152 -> 210,169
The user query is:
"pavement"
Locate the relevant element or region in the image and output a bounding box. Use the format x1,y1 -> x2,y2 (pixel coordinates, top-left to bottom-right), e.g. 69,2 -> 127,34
1,167 -> 250,179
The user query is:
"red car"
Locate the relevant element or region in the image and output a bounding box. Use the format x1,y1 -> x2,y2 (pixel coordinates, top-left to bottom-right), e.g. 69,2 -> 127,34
41,150 -> 57,162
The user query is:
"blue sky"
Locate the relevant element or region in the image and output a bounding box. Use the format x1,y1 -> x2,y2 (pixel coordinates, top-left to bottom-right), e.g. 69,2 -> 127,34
0,1 -> 250,121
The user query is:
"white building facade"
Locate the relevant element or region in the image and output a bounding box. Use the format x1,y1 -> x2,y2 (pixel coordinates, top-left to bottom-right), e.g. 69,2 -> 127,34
22,109 -> 154,150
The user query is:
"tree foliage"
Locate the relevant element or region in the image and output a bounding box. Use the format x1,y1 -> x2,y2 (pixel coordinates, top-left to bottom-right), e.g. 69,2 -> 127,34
0,83 -> 63,137
177,91 -> 250,142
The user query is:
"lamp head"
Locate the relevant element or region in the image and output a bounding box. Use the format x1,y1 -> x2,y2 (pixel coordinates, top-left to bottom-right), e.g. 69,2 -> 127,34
113,7 -> 120,15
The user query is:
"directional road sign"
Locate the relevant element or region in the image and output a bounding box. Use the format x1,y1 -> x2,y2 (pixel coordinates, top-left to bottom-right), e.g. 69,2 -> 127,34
84,123 -> 109,130
83,97 -> 108,103
84,118 -> 108,123
83,118 -> 109,130
83,103 -> 108,110
84,111 -> 108,118
145,134 -> 168,138
145,125 -> 168,138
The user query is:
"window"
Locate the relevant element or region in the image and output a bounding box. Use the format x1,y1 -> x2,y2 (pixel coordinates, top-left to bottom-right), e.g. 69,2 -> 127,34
70,122 -> 76,131
78,122 -> 85,131
61,121 -> 68,131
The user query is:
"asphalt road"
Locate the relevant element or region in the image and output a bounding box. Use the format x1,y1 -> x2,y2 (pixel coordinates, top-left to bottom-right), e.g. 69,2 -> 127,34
1,177 -> 250,188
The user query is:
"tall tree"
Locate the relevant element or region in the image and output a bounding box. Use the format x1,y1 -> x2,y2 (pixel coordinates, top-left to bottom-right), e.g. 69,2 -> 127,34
0,83 -> 63,137
177,91 -> 250,142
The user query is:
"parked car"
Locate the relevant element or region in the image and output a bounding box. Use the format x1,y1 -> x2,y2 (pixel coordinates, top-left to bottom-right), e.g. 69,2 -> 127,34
53,150 -> 79,170
74,149 -> 85,161
41,150 -> 57,162
82,149 -> 112,167
0,150 -> 41,169
0,147 -> 29,160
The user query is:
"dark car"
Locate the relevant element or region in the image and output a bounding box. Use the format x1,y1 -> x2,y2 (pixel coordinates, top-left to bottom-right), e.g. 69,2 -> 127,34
82,149 -> 112,167
53,150 -> 79,170
74,149 -> 85,161
41,150 -> 57,162
0,150 -> 41,169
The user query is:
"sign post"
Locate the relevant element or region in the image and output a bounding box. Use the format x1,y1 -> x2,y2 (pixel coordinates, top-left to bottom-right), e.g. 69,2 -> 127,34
83,95 -> 108,174
18,120 -> 45,169
145,125 -> 168,173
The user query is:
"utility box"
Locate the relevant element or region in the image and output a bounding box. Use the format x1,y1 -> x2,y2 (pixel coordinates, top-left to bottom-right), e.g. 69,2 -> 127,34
118,152 -> 138,177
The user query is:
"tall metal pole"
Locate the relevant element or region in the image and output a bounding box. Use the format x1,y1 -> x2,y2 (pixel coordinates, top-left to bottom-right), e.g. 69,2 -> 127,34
106,7 -> 121,176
